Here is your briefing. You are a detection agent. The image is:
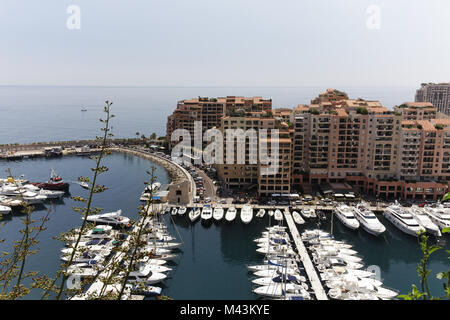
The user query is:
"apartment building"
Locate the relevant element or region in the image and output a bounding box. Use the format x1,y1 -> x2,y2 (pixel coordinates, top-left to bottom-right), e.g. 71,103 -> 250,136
215,116 -> 292,196
394,102 -> 437,121
167,90 -> 450,200
166,96 -> 272,149
415,82 -> 450,115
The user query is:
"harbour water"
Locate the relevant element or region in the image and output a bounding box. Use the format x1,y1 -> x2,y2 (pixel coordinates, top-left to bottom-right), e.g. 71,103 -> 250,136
0,85 -> 417,145
1,154 -> 449,299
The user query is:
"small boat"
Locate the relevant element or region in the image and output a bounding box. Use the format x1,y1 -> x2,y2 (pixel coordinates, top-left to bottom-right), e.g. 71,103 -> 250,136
201,206 -> 213,221
300,208 -> 315,219
383,202 -> 425,237
189,208 -> 201,222
79,182 -> 89,189
213,207 -> 224,221
352,203 -> 386,236
408,206 -> 441,237
178,207 -> 187,215
36,169 -> 69,191
274,209 -> 284,221
334,205 -> 360,230
86,209 -> 131,227
225,207 -> 237,222
268,210 -> 274,217
171,208 -> 178,216
240,205 -> 253,224
253,283 -> 310,299
0,205 -> 12,215
253,268 -> 300,278
256,209 -> 266,218
252,274 -> 307,287
292,211 -> 305,225
124,267 -> 167,285
125,283 -> 162,297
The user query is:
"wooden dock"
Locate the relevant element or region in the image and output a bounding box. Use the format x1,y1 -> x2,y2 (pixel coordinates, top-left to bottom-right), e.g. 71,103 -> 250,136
283,208 -> 328,300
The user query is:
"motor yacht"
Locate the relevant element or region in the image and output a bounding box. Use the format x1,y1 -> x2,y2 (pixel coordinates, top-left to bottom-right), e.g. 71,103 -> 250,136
424,205 -> 450,230
274,209 -> 284,221
352,203 -> 386,236
240,205 -> 253,224
86,209 -> 131,227
213,207 -> 224,221
333,204 -> 360,230
225,207 -> 237,222
300,208 -> 316,219
177,206 -> 187,215
408,206 -> 441,236
256,208 -> 266,218
201,205 -> 213,221
383,202 -> 425,237
0,205 -> 12,215
189,208 -> 201,222
292,211 -> 305,225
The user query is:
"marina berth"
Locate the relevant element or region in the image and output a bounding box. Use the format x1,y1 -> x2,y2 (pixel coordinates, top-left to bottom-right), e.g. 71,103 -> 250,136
352,203 -> 386,236
383,202 -> 426,237
333,204 -> 360,230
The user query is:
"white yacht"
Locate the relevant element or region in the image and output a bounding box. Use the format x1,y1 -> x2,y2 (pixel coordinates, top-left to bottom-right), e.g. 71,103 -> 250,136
253,283 -> 310,300
213,207 -> 224,221
408,206 -> 441,236
171,207 -> 178,216
383,202 -> 425,237
189,208 -> 201,222
177,206 -> 187,215
352,203 -> 386,236
292,211 -> 305,225
424,205 -> 450,230
333,204 -> 360,230
22,184 -> 64,199
300,208 -> 315,219
240,205 -> 253,224
225,207 -> 237,222
86,209 -> 131,227
274,209 -> 284,221
0,205 -> 12,215
122,265 -> 167,285
201,206 -> 213,221
256,208 -> 266,218
0,196 -> 22,207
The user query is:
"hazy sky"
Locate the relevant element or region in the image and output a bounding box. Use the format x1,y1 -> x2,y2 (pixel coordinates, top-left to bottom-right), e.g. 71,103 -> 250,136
1,0 -> 449,87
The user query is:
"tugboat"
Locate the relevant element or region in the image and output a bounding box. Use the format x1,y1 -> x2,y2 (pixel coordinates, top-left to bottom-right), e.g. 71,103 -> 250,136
34,169 -> 70,191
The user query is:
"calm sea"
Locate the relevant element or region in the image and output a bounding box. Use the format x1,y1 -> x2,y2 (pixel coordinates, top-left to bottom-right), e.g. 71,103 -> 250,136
0,85 -> 417,144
